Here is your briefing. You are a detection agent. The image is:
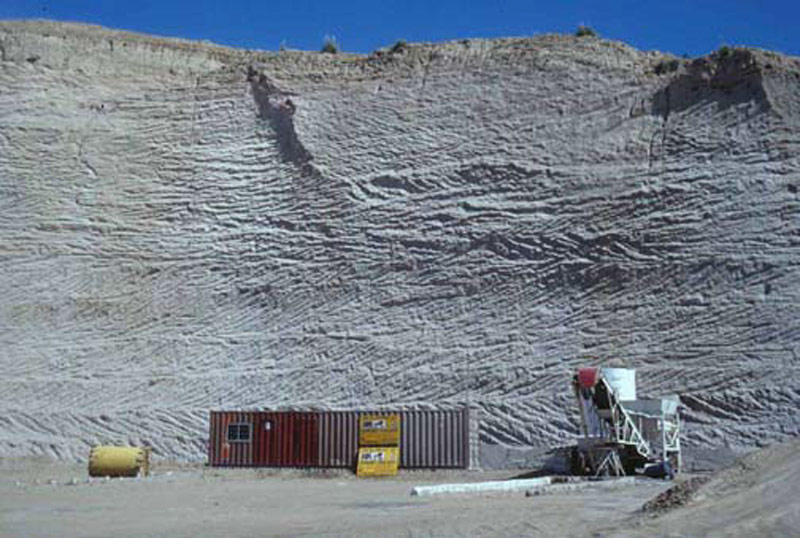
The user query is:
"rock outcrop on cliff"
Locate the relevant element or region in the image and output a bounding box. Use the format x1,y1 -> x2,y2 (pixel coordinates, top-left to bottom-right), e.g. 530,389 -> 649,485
1,21 -> 798,462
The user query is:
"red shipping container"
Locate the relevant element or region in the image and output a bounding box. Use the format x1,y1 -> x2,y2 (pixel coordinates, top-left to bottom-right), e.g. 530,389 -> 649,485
208,408 -> 477,469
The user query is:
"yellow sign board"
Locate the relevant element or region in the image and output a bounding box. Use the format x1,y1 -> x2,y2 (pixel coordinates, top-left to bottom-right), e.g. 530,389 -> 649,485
359,414 -> 401,446
356,447 -> 400,477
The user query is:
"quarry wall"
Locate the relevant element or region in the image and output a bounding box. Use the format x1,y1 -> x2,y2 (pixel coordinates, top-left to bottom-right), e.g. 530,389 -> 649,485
1,21 -> 798,465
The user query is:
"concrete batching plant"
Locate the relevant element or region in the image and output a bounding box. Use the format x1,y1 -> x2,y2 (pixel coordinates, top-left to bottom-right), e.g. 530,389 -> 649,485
572,367 -> 681,477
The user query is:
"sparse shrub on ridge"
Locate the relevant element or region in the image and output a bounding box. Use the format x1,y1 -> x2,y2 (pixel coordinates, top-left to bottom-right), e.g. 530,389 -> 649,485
654,58 -> 681,75
390,39 -> 408,54
321,35 -> 339,54
717,45 -> 733,59
575,25 -> 597,38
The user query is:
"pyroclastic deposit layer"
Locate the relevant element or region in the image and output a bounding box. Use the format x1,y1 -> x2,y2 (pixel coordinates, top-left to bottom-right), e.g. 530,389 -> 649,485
1,21 -> 799,462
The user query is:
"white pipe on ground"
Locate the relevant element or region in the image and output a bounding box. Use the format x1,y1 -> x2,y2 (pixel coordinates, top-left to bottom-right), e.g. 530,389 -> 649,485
411,477 -> 552,497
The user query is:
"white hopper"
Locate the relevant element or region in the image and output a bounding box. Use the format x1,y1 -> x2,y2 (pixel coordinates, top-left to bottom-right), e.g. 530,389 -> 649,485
601,368 -> 636,401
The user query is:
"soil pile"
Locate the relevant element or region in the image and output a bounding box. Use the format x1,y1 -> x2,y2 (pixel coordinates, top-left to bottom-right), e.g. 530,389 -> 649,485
618,439 -> 800,537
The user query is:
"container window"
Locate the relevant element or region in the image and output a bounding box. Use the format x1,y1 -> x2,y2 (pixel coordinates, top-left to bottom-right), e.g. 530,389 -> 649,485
227,423 -> 251,443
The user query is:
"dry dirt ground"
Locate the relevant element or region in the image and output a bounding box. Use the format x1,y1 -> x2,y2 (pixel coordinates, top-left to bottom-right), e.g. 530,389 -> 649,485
4,439 -> 800,537
1,460 -> 671,538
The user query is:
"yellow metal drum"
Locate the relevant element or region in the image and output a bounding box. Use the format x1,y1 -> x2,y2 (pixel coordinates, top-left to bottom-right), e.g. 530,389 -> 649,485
88,446 -> 150,477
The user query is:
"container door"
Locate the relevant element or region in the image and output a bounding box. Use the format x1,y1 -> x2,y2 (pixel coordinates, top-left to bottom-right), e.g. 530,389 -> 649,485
253,412 -> 319,467
254,412 -> 280,466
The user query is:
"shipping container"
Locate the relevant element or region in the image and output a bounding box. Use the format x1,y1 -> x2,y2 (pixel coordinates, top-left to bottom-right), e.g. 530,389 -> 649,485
208,408 -> 479,469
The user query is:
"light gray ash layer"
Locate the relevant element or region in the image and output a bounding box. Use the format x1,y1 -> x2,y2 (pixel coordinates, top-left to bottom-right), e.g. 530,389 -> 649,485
1,21 -> 798,464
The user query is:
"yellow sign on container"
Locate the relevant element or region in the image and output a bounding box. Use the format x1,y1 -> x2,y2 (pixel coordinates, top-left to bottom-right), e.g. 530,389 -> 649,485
356,447 -> 400,477
359,414 -> 401,446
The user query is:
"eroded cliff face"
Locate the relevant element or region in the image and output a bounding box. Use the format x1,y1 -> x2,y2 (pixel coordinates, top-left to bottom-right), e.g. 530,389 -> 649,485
1,21 -> 798,463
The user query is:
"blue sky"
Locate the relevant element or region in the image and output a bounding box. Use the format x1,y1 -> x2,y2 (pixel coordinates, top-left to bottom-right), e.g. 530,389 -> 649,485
1,1 -> 798,57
